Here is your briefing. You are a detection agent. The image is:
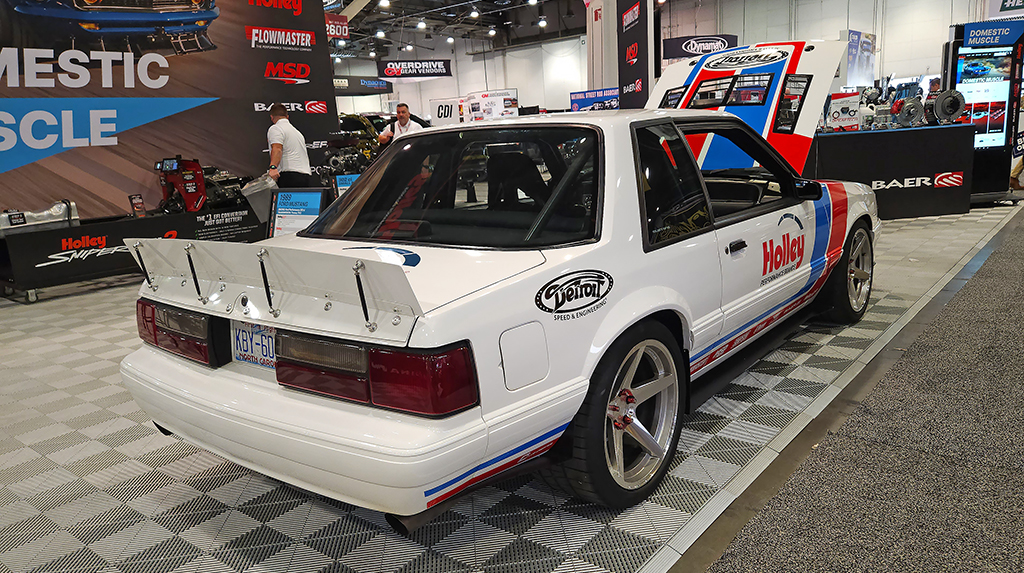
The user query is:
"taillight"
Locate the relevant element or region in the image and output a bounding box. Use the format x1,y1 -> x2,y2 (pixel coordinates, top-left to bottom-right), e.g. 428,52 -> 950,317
136,299 -> 228,367
277,332 -> 370,403
275,330 -> 479,417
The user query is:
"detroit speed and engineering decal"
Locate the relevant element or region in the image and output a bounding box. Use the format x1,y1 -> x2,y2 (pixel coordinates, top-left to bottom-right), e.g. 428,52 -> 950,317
535,270 -> 613,321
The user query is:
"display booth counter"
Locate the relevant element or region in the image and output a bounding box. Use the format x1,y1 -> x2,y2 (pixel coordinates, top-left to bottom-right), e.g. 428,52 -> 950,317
803,124 -> 975,219
0,204 -> 268,302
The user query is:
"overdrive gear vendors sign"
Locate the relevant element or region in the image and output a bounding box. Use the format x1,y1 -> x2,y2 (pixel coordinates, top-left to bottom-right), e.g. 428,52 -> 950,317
377,60 -> 452,78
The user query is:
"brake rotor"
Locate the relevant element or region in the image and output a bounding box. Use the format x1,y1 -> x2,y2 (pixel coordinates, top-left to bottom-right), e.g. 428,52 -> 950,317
933,89 -> 966,123
895,97 -> 925,127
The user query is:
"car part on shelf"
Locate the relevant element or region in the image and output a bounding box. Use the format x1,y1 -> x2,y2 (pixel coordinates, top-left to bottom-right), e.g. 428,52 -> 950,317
927,89 -> 967,124
894,97 -> 925,127
0,200 -> 79,237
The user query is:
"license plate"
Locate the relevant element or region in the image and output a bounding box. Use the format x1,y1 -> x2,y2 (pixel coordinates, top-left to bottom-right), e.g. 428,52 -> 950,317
232,321 -> 276,370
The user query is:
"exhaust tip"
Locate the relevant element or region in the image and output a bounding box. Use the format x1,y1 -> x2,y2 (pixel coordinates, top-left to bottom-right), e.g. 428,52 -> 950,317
385,513 -> 411,537
153,422 -> 174,436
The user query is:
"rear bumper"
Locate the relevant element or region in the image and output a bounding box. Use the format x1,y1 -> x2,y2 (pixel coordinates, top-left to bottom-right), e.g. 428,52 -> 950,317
120,346 -> 489,515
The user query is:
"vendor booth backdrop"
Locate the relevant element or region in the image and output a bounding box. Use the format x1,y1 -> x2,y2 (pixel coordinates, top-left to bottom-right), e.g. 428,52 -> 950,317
0,2 -> 339,219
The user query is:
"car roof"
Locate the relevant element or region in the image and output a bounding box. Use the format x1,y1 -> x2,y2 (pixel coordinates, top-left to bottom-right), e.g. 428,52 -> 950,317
421,108 -> 738,135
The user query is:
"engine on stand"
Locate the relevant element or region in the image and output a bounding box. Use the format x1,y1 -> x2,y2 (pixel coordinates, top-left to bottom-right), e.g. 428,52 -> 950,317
155,155 -> 251,214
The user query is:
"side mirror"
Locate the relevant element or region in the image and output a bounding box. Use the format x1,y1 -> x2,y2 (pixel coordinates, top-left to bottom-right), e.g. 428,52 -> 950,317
796,179 -> 823,201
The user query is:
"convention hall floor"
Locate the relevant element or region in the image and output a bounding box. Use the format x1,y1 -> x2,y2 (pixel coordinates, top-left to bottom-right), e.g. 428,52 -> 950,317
0,204 -> 1017,573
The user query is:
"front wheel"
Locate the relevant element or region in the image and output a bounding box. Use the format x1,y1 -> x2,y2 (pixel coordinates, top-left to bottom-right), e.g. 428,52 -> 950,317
542,321 -> 686,508
819,221 -> 873,323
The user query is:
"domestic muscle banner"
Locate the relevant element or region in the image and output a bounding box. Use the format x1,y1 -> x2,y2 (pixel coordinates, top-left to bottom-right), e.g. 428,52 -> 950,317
0,1 -> 338,218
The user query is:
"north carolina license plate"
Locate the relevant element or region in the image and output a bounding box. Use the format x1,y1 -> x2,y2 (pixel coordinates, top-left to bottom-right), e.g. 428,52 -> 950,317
232,321 -> 276,369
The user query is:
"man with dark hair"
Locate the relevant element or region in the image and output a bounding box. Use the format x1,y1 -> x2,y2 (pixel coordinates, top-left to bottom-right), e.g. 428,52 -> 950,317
267,103 -> 314,187
377,102 -> 424,144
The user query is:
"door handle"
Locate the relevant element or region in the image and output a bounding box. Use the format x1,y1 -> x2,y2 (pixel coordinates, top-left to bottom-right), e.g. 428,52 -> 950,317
726,239 -> 747,254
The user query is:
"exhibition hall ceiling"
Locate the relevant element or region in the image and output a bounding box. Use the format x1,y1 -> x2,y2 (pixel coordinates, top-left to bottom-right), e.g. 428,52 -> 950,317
332,0 -> 585,57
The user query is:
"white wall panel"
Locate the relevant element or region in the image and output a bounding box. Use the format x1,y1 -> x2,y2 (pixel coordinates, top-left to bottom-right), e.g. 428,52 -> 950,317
676,0 -> 983,83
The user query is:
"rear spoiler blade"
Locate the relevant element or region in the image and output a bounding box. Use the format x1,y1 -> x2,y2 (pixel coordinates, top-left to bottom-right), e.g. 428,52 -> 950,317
126,238 -> 422,343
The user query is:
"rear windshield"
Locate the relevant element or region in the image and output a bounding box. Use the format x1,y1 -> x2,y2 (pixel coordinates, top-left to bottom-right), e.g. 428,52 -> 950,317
303,127 -> 600,248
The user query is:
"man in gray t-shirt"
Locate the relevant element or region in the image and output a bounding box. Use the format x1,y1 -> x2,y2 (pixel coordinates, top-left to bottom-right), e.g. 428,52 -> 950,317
267,103 -> 314,188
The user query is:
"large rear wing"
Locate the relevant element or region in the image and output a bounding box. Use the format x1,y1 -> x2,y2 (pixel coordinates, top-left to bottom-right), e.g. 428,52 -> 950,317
126,238 -> 422,344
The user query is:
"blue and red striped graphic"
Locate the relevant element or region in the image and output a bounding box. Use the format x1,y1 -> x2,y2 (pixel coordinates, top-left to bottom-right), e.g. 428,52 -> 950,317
423,422 -> 570,508
689,182 -> 849,374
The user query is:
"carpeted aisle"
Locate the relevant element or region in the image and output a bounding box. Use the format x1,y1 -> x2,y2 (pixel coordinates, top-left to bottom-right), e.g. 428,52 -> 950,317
708,216 -> 1024,573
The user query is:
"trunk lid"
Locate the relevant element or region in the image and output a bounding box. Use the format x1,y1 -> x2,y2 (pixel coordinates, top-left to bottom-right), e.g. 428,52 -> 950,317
126,237 -> 546,345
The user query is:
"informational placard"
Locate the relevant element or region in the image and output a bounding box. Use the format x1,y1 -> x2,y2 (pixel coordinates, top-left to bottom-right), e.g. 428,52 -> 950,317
570,88 -> 620,111
335,174 -> 360,195
827,92 -> 861,131
465,90 -> 519,121
270,190 -> 324,237
430,97 -> 466,125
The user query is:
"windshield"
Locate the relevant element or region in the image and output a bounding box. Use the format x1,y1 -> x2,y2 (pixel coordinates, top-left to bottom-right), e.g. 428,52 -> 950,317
304,126 -> 600,248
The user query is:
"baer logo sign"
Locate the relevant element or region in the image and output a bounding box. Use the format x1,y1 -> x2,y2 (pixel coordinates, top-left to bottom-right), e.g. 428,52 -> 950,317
705,47 -> 789,70
535,270 -> 613,320
871,172 -> 964,189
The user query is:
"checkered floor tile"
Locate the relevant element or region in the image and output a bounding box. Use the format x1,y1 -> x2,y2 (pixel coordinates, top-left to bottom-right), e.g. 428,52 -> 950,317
0,205 -> 1016,573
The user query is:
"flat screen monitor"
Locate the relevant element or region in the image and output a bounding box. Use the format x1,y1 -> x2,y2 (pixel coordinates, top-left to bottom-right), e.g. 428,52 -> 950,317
954,46 -> 1012,149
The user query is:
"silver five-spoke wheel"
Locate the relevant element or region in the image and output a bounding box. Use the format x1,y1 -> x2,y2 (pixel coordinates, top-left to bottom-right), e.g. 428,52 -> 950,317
604,339 -> 679,490
847,226 -> 873,313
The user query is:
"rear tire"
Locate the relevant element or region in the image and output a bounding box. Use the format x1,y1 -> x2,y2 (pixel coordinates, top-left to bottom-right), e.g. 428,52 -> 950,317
819,221 -> 873,323
541,321 -> 686,508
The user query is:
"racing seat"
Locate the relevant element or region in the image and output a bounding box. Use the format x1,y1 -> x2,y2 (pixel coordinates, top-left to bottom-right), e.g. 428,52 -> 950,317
486,152 -> 550,210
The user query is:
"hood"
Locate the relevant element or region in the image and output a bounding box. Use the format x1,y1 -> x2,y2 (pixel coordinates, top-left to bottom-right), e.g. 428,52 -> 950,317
126,236 -> 545,345
647,40 -> 845,173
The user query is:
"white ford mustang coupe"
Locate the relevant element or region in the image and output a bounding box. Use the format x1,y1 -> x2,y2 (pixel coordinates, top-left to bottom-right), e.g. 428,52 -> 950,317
121,107 -> 878,531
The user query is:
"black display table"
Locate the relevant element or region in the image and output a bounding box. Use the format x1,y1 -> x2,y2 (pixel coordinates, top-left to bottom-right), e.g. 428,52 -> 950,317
803,124 -> 975,219
0,204 -> 266,302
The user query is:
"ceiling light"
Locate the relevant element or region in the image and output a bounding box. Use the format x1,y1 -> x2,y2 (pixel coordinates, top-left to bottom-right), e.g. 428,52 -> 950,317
406,44 -> 414,51
339,39 -> 346,46
417,19 -> 426,29
376,30 -> 385,38
488,27 -> 496,36
447,36 -> 455,44
369,50 -> 376,57
528,0 -> 537,4
538,16 -> 547,27
378,0 -> 389,6
334,56 -> 341,63
470,7 -> 479,17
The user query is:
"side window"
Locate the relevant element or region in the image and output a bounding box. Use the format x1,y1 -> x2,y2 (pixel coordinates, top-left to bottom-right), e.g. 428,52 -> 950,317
772,75 -> 812,133
634,124 -> 713,246
676,125 -> 795,220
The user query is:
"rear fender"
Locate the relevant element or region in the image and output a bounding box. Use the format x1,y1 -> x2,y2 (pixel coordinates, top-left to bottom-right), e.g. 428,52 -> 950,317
582,285 -> 693,379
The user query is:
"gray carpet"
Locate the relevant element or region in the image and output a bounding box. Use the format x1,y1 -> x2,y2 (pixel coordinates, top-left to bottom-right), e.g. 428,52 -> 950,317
708,218 -> 1024,573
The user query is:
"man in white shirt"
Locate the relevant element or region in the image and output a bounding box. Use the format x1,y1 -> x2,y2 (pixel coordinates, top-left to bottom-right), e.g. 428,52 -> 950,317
377,103 -> 424,144
267,103 -> 314,187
